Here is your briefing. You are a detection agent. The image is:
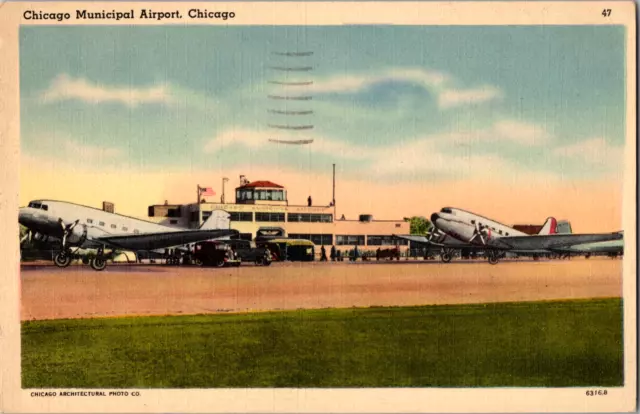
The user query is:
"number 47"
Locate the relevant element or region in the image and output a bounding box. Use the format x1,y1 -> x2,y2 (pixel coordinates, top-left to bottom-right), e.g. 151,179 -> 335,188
602,9 -> 612,16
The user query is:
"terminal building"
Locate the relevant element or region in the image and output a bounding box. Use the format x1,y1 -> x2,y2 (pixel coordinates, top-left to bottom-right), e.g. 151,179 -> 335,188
147,179 -> 409,249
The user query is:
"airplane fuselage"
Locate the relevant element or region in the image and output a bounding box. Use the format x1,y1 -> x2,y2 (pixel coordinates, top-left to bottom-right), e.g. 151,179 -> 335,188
19,200 -> 185,250
430,207 -> 528,247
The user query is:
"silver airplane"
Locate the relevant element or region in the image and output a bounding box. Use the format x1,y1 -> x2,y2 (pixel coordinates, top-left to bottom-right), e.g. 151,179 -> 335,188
427,207 -> 623,264
19,200 -> 237,271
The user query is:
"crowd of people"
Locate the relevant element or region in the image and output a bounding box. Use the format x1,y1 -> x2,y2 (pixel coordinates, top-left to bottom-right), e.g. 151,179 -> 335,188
319,244 -> 363,262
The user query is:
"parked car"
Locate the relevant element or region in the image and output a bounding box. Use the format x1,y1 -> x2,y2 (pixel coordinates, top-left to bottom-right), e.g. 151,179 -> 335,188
375,247 -> 401,261
223,239 -> 272,266
256,238 -> 315,262
193,241 -> 240,267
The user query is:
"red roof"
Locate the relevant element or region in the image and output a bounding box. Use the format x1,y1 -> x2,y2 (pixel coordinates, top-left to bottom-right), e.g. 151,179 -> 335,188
237,180 -> 284,189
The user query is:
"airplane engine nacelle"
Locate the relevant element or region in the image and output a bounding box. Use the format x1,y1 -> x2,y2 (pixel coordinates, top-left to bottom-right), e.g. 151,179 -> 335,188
65,224 -> 88,246
33,232 -> 45,241
432,232 -> 447,244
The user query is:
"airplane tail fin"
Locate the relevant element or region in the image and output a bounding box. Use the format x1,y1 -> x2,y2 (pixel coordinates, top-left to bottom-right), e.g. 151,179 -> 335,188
200,210 -> 231,230
555,220 -> 573,234
538,217 -> 558,235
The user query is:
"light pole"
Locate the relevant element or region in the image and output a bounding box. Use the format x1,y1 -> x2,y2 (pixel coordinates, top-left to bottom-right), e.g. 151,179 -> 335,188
222,177 -> 229,203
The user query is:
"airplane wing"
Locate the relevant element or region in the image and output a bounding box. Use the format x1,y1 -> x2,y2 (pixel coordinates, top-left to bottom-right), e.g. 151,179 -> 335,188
394,235 -> 432,244
93,229 -> 238,251
393,234 -> 478,248
489,232 -> 623,251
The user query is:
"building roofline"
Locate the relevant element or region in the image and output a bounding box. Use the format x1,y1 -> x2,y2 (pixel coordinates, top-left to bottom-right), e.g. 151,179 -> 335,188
236,180 -> 285,189
187,202 -> 334,209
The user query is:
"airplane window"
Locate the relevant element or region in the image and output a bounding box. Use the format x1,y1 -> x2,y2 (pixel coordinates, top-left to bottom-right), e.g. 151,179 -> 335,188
110,224 -> 117,229
41,204 -> 48,211
99,221 -> 105,226
492,227 -> 496,231
506,232 -> 509,236
499,230 -> 503,235
134,229 -> 140,234
123,227 -> 128,231
471,220 -> 475,224
87,219 -> 93,224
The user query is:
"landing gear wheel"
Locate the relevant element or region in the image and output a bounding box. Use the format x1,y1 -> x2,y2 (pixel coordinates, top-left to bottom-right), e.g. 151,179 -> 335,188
488,256 -> 499,265
215,259 -> 225,268
262,259 -> 272,266
90,257 -> 107,271
54,252 -> 72,268
193,258 -> 203,266
441,253 -> 452,263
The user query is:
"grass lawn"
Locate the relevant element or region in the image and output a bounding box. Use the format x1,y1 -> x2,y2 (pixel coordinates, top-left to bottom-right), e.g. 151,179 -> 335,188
22,298 -> 623,388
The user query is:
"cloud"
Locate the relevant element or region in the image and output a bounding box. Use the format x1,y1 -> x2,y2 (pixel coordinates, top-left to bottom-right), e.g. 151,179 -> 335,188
491,120 -> 551,145
370,138 -> 520,178
23,132 -> 124,167
41,74 -> 174,107
203,125 -> 533,180
307,68 -> 449,94
307,68 -> 502,111
203,129 -> 269,153
62,139 -> 123,161
553,137 -> 624,165
203,128 -> 370,160
438,85 -> 503,109
417,119 -> 552,149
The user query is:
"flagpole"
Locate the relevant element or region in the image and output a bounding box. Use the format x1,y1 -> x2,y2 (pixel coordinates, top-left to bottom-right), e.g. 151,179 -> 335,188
196,185 -> 201,228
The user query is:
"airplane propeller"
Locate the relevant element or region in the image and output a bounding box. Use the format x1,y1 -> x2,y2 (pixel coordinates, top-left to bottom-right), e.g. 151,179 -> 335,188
469,222 -> 489,245
58,218 -> 79,248
426,226 -> 445,243
20,230 -> 32,245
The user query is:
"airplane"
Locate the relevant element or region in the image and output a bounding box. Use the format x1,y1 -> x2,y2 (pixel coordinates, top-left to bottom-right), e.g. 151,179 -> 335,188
395,216 -> 561,263
427,207 -> 623,264
19,200 -> 237,271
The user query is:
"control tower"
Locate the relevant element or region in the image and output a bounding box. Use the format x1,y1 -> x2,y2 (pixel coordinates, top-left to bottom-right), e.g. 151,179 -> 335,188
235,180 -> 287,206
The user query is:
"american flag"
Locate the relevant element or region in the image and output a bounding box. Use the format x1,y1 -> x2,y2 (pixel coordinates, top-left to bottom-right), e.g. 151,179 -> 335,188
199,186 -> 215,196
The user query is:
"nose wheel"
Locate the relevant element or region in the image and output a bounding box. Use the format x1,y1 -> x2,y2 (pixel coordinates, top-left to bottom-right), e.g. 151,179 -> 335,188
487,251 -> 501,265
440,248 -> 454,263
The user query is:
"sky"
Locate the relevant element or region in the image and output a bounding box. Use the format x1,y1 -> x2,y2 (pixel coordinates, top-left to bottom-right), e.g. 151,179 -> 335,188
20,25 -> 627,231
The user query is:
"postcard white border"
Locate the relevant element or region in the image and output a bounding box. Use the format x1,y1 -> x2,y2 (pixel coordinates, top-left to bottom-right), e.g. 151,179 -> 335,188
0,2 -> 636,413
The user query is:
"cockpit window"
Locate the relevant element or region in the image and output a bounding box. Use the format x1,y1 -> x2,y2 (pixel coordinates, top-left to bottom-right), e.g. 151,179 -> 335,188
441,208 -> 453,214
29,202 -> 42,209
41,204 -> 48,211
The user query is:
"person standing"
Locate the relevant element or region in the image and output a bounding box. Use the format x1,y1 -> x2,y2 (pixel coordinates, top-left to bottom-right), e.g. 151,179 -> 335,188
307,196 -> 312,206
320,245 -> 328,261
330,245 -> 336,262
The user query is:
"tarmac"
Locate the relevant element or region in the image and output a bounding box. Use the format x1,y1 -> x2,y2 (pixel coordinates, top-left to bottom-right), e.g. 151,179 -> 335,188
20,258 -> 622,321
